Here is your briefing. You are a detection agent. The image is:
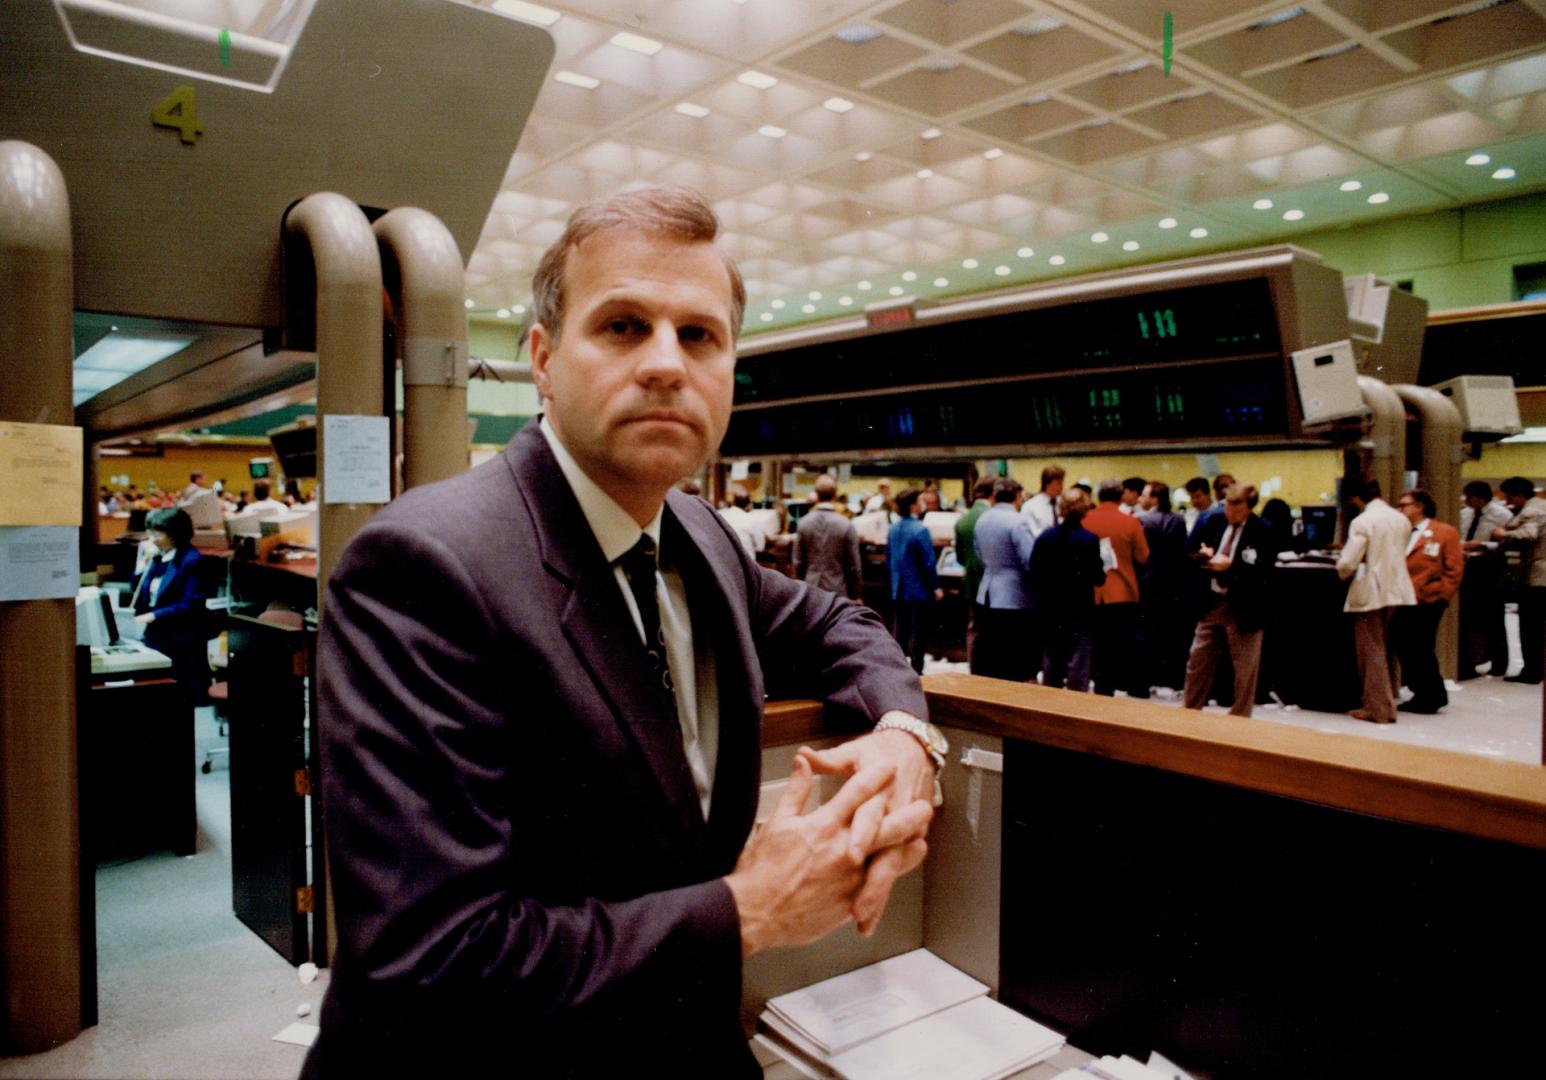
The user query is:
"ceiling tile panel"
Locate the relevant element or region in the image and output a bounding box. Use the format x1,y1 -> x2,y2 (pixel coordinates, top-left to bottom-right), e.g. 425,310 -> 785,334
875,0 -> 1030,46
962,97 -> 1098,142
866,63 -> 1021,116
964,23 -> 1122,83
778,30 -> 929,89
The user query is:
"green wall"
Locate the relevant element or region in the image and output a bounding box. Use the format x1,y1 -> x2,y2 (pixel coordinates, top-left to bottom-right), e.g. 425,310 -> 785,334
1292,191 -> 1546,311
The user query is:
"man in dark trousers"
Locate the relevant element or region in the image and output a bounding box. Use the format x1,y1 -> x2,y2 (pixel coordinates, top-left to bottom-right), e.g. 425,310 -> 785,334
1137,481 -> 1190,694
970,477 -> 1037,681
888,487 -> 941,674
1183,483 -> 1278,717
303,188 -> 941,1079
793,473 -> 863,600
1030,488 -> 1106,692
956,475 -> 996,667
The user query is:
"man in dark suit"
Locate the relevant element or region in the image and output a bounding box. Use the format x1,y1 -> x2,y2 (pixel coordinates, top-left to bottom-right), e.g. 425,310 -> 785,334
793,472 -> 863,599
1137,481 -> 1189,693
1182,483 -> 1277,717
303,188 -> 939,1079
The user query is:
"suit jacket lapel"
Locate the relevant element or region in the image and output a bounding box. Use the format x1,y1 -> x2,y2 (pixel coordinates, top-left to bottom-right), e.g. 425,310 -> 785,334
505,427 -> 706,848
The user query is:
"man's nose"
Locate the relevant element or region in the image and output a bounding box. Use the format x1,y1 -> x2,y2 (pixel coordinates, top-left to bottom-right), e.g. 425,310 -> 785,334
635,325 -> 689,385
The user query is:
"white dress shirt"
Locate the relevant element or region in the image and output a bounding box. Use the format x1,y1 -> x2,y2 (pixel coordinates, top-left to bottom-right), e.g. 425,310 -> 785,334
540,418 -> 718,818
1021,491 -> 1057,538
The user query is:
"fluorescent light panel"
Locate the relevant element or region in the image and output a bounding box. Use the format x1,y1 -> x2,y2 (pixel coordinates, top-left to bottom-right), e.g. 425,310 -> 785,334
611,31 -> 662,55
738,70 -> 777,89
554,70 -> 599,89
492,1 -> 560,26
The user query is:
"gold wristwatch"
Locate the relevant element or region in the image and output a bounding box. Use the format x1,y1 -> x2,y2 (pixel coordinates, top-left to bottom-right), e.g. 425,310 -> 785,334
874,712 -> 948,806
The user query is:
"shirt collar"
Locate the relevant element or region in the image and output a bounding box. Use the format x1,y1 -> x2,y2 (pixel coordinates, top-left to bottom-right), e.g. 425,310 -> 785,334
539,416 -> 662,564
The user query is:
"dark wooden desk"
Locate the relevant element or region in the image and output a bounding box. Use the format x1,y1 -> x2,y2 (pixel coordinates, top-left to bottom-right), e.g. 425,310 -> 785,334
80,670 -> 195,862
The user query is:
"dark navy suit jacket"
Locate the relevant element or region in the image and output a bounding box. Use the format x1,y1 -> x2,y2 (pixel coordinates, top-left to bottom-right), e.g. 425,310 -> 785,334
132,545 -> 208,652
303,423 -> 925,1078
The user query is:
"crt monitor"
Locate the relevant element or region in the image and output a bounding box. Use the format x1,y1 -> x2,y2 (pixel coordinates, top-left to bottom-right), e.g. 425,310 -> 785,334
268,423 -> 317,479
76,587 -> 119,648
1300,505 -> 1337,549
249,457 -> 273,479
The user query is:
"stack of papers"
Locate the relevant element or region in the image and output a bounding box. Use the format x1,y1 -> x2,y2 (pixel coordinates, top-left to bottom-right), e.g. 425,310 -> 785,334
759,949 -> 1065,1080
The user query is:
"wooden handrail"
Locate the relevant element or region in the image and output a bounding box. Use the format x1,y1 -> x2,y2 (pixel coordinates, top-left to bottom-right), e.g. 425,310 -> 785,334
764,674 -> 1546,850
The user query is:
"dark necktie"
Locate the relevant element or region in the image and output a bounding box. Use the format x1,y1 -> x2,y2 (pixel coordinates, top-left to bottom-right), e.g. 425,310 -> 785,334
1466,511 -> 1481,541
620,534 -> 675,698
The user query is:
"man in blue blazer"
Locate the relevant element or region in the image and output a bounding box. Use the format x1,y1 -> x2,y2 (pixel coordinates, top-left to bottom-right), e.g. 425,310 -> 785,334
887,487 -> 941,674
971,477 -> 1038,681
304,189 -> 939,1079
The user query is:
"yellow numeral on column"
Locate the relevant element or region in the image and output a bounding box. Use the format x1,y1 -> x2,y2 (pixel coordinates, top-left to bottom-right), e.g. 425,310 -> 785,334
152,86 -> 204,145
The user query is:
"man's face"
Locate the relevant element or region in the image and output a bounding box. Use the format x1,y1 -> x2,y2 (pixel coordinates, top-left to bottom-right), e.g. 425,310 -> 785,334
1121,488 -> 1140,507
1140,485 -> 1159,512
1189,489 -> 1211,511
1224,499 -> 1249,527
1464,493 -> 1488,512
1396,495 -> 1423,525
531,230 -> 736,506
1046,479 -> 1063,499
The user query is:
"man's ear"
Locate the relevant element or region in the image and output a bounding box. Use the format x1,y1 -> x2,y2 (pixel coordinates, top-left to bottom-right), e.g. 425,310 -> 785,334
529,322 -> 554,403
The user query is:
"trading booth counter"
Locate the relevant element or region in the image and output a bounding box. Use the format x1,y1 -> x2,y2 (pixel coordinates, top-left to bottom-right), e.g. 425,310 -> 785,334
753,678 -> 1546,1078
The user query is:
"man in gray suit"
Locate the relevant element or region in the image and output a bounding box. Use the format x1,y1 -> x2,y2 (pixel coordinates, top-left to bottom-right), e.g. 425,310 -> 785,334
971,477 -> 1038,682
304,188 -> 940,1078
794,473 -> 863,599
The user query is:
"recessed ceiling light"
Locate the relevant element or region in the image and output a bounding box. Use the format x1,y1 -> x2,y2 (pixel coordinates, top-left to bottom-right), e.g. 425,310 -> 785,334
675,102 -> 709,118
1122,240 -> 1140,251
1017,246 -> 1034,258
1253,198 -> 1273,210
738,70 -> 777,89
1467,153 -> 1491,166
1189,227 -> 1209,238
824,97 -> 855,113
496,308 -> 511,319
1282,209 -> 1304,221
808,291 -> 822,300
1339,180 -> 1362,192
889,286 -> 905,296
554,71 -> 600,90
1158,217 -> 1178,229
771,299 -> 785,309
1367,192 -> 1389,204
921,127 -> 942,140
961,258 -> 978,269
513,304 -> 526,315
916,168 -> 933,179
833,24 -> 882,44
610,31 -> 662,55
493,1 -> 560,27
464,298 -> 475,309
854,151 -> 872,162
984,148 -> 1004,160
759,312 -> 774,322
801,304 -> 815,313
1090,231 -> 1109,243
901,271 -> 918,282
857,280 -> 872,290
995,265 -> 1011,276
839,296 -> 853,306
758,124 -> 786,139
933,277 -> 949,287
1493,167 -> 1516,180
1049,255 -> 1066,266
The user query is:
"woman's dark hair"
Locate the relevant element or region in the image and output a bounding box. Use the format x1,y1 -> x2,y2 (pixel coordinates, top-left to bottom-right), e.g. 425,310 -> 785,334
1261,498 -> 1292,527
144,507 -> 194,547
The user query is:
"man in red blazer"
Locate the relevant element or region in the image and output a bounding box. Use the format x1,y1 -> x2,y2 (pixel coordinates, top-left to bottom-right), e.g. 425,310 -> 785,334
1084,479 -> 1150,698
1393,488 -> 1463,713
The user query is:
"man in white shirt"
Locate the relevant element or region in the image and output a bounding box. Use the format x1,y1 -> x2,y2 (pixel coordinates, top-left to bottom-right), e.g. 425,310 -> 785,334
245,478 -> 288,516
305,187 -> 940,1079
717,484 -> 764,559
1021,464 -> 1065,538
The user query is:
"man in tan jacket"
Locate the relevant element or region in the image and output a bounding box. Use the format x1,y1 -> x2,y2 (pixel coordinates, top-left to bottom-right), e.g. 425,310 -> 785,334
1336,478 -> 1416,723
1492,476 -> 1546,684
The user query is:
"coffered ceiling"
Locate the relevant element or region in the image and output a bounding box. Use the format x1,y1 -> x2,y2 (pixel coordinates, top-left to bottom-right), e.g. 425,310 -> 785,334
462,0 -> 1546,335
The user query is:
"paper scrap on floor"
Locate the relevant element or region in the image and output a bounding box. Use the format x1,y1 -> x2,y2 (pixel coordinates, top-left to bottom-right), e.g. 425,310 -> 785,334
272,1021 -> 319,1048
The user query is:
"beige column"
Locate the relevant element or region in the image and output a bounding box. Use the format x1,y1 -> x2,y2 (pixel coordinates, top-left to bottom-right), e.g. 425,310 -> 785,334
374,208 -> 468,491
0,141 -> 82,1052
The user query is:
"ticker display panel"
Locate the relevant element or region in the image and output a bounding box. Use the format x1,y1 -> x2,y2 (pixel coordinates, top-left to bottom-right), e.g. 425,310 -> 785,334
732,278 -> 1282,407
721,356 -> 1284,457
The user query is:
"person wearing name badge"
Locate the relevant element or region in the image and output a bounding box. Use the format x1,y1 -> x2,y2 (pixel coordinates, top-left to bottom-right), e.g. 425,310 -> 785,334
1336,477 -> 1417,723
1391,489 -> 1463,714
1182,484 -> 1277,718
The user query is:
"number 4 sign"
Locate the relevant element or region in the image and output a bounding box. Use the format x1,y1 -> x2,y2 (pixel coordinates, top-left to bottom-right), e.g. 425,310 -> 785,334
151,85 -> 204,144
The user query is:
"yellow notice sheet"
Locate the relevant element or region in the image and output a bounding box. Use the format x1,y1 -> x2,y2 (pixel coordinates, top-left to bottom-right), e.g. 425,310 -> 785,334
0,422 -> 83,526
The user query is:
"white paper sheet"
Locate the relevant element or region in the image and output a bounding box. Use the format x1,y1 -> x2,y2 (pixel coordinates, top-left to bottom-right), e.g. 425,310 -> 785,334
0,526 -> 78,601
826,996 -> 1064,1080
766,949 -> 987,1055
322,415 -> 391,505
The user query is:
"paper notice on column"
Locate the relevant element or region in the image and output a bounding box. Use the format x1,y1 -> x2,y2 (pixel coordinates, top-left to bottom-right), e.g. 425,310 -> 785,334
322,415 -> 390,505
0,422 -> 83,526
0,526 -> 79,601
